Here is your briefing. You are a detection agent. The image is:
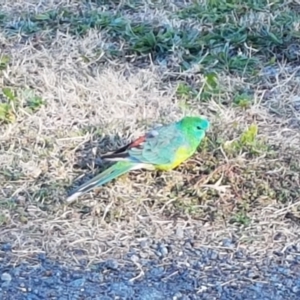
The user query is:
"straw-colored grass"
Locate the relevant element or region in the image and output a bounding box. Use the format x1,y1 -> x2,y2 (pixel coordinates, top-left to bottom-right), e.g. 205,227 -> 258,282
1,0 -> 300,266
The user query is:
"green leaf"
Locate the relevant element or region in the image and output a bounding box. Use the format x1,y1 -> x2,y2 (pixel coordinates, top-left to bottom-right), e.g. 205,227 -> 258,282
0,55 -> 10,71
2,88 -> 16,102
0,103 -> 15,123
204,72 -> 218,90
240,124 -> 258,145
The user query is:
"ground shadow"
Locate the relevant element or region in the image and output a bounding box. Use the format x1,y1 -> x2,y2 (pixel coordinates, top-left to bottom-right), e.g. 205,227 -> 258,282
66,131 -> 131,197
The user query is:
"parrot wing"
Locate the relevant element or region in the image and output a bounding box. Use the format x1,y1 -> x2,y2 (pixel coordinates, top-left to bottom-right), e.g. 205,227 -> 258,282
102,123 -> 188,166
111,124 -> 164,155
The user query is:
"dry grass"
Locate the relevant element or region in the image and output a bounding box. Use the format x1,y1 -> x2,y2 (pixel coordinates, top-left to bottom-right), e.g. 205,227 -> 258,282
1,0 -> 300,267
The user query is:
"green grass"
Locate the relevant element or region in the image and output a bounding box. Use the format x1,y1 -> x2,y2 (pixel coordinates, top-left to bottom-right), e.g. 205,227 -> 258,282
1,1 -> 299,76
0,86 -> 45,123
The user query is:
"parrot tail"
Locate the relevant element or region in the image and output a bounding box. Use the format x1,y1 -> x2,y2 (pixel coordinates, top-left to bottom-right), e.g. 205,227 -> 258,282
66,161 -> 141,203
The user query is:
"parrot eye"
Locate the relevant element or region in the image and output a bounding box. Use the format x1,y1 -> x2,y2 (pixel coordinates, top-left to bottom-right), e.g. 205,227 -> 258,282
196,126 -> 202,130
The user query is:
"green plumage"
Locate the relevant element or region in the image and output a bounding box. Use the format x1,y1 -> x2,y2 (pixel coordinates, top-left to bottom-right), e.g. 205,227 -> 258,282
66,116 -> 210,203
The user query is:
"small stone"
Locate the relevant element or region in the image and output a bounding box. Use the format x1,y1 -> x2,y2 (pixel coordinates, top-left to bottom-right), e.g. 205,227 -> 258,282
222,238 -> 234,248
130,255 -> 139,263
15,195 -> 26,205
286,255 -> 294,262
1,281 -> 10,288
234,250 -> 244,259
285,279 -> 293,288
198,285 -> 208,293
140,240 -> 149,249
248,271 -> 258,279
71,272 -> 83,280
175,227 -> 184,239
96,273 -> 104,282
139,252 -> 149,259
157,244 -> 168,257
70,278 -> 85,287
273,232 -> 283,241
210,251 -> 218,260
106,259 -> 119,270
173,292 -> 182,299
110,282 -> 134,298
273,251 -> 284,257
150,267 -> 164,278
1,243 -> 12,252
140,259 -> 149,266
1,273 -> 12,282
292,96 -> 300,111
38,253 -> 46,261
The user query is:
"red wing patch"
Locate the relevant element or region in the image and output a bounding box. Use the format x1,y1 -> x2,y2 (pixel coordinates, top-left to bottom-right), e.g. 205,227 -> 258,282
110,135 -> 146,155
127,135 -> 146,149
102,129 -> 158,160
101,135 -> 147,160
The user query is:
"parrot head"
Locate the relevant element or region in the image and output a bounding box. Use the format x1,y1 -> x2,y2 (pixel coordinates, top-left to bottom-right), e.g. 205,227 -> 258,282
179,116 -> 210,142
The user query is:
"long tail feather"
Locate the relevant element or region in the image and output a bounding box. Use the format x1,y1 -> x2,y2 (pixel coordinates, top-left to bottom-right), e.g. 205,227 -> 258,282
66,161 -> 138,203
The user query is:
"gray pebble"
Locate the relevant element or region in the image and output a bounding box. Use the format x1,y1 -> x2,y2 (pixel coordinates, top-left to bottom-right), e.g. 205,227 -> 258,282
286,255 -> 295,262
210,250 -> 218,260
173,292 -> 183,299
138,287 -> 164,300
1,281 -> 11,288
140,240 -> 149,249
110,282 -> 134,298
1,244 -> 12,252
157,244 -> 168,257
222,238 -> 234,248
175,227 -> 184,239
130,255 -> 139,263
295,243 -> 300,252
150,267 -> 164,279
106,259 -> 119,270
1,273 -> 12,282
70,278 -> 85,287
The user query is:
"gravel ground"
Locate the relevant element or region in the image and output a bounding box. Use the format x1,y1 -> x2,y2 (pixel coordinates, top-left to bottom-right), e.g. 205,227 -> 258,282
1,240 -> 300,300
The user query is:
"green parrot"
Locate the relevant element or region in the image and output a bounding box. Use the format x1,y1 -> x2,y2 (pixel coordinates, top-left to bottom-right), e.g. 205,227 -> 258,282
66,116 -> 210,203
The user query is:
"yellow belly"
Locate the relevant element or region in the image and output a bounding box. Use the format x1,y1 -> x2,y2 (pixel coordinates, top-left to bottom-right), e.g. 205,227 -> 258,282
155,146 -> 194,171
